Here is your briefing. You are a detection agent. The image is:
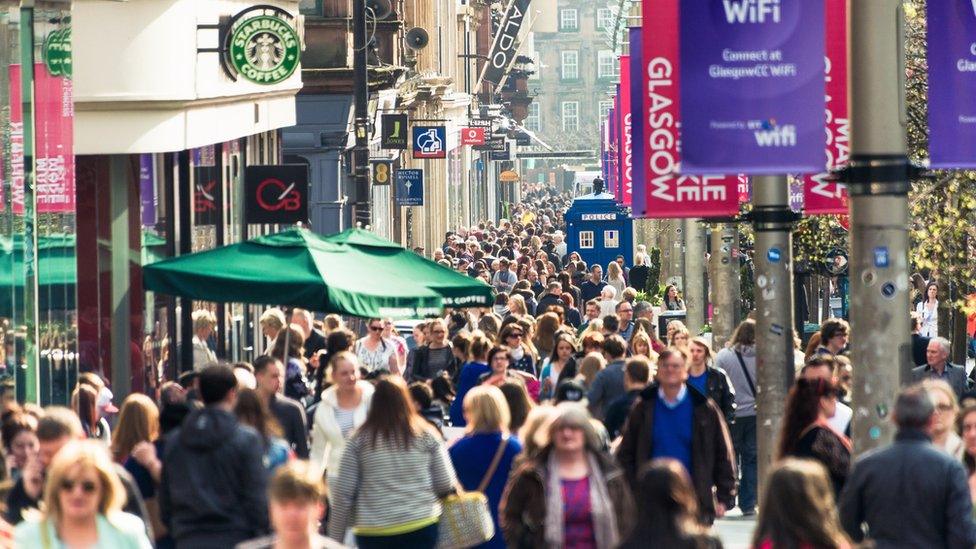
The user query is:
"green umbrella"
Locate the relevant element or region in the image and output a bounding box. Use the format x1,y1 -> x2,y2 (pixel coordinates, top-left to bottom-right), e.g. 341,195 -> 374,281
142,228 -> 493,319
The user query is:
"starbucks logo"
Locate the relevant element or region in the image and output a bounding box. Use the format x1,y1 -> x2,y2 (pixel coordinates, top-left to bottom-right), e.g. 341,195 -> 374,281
228,15 -> 299,85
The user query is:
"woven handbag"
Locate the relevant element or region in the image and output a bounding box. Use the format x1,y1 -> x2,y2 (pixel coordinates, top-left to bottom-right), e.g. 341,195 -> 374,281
437,436 -> 509,549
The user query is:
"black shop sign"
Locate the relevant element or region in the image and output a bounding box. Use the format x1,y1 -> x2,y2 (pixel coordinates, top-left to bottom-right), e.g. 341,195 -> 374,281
245,165 -> 309,224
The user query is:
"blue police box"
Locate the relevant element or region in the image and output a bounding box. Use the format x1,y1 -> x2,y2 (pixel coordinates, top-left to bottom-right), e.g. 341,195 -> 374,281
565,180 -> 633,270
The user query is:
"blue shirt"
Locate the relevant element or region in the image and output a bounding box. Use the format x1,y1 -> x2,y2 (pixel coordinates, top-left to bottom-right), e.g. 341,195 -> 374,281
687,371 -> 708,395
652,386 -> 694,476
450,362 -> 491,426
449,433 -> 523,549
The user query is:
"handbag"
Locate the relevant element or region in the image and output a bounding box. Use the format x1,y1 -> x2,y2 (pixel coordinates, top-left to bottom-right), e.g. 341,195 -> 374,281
437,436 -> 509,549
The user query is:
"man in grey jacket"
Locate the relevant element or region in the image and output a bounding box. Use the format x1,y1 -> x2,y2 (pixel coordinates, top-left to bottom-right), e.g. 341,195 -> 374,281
714,319 -> 757,516
839,385 -> 976,548
911,336 -> 970,399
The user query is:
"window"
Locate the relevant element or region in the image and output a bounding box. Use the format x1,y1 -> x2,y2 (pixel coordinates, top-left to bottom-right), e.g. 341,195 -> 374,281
579,231 -> 594,249
599,100 -> 613,121
596,8 -> 614,30
559,8 -> 579,31
560,50 -> 579,80
561,101 -> 580,132
604,230 -> 620,248
525,103 -> 541,132
597,50 -> 618,79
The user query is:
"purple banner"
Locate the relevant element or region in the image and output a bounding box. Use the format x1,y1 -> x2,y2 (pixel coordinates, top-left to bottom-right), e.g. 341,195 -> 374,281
630,27 -> 645,217
928,1 -> 976,168
608,102 -> 618,197
789,179 -> 804,212
140,154 -> 156,227
679,0 -> 826,174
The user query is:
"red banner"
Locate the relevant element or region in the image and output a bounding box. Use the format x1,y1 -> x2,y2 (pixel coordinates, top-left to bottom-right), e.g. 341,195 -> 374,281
803,0 -> 849,215
460,127 -> 486,145
641,0 -> 740,218
619,55 -> 633,206
4,64 -> 75,214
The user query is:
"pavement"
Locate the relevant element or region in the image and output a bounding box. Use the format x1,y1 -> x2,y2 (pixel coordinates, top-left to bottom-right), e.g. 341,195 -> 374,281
714,508 -> 757,548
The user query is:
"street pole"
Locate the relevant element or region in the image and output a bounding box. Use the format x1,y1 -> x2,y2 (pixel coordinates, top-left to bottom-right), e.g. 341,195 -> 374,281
846,0 -> 913,454
683,218 -> 705,334
353,0 -> 371,228
710,223 -> 740,348
751,175 -> 796,492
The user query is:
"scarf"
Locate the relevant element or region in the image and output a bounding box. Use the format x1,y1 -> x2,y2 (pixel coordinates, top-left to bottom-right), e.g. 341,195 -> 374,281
543,452 -> 620,549
510,345 -> 525,361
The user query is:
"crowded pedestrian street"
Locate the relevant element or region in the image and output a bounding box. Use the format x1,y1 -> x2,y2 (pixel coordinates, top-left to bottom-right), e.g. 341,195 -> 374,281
4,0 -> 976,548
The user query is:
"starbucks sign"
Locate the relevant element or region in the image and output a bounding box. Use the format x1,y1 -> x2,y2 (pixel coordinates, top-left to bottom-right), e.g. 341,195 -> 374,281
223,8 -> 299,85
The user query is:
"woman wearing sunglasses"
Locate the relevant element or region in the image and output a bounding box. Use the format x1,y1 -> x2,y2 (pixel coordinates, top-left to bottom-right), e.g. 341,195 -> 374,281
14,440 -> 152,548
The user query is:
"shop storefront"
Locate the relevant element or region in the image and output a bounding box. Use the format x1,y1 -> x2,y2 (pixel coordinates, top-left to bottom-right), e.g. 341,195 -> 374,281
2,0 -> 304,403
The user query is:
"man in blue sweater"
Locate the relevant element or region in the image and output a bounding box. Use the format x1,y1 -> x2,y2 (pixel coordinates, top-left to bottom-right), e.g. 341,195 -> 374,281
616,348 -> 736,525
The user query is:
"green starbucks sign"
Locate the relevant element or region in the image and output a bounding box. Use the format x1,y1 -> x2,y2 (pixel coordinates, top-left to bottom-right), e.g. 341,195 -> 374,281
43,26 -> 72,78
226,14 -> 299,85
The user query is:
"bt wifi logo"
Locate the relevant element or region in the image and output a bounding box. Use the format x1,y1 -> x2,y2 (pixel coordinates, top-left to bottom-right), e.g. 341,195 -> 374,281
723,0 -> 781,24
750,120 -> 797,147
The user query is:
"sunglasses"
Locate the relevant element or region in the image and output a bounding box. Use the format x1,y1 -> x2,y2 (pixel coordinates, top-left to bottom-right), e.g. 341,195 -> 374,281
507,332 -> 524,338
369,326 -> 383,332
60,479 -> 98,494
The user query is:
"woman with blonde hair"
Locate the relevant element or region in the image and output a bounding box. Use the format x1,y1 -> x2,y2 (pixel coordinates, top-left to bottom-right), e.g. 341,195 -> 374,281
311,351 -> 374,482
507,294 -> 529,317
448,386 -> 523,549
13,440 -> 152,547
753,458 -> 851,548
628,330 -> 659,363
111,394 -> 159,463
922,379 -> 964,459
667,321 -> 691,351
576,352 -> 607,389
501,404 -> 635,548
606,262 -> 626,296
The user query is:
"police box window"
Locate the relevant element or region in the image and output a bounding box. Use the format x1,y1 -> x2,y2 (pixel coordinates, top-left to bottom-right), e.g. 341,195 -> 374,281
579,231 -> 594,249
604,230 -> 620,248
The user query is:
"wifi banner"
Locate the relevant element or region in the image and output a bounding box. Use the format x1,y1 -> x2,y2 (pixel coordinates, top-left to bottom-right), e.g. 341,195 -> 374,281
803,0 -> 848,214
641,0 -> 741,219
928,0 -> 976,168
678,0 -> 826,175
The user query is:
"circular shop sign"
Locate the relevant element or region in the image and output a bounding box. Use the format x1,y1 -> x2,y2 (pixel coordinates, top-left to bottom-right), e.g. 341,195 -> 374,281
229,15 -> 300,85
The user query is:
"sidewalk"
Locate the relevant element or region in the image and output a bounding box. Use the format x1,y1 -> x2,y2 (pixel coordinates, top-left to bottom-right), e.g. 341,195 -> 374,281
714,508 -> 757,549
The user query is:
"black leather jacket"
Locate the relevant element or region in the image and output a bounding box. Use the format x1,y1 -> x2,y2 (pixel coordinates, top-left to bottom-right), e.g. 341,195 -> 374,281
705,366 -> 737,426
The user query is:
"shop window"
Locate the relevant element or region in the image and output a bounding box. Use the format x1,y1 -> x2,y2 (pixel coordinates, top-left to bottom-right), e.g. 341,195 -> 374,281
605,230 -> 620,248
579,231 -> 594,249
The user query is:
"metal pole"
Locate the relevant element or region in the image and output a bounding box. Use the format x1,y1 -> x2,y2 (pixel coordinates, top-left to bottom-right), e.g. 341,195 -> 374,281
683,218 -> 705,334
751,174 -> 796,492
846,0 -> 912,454
710,223 -> 740,348
19,3 -> 39,404
353,0 -> 370,227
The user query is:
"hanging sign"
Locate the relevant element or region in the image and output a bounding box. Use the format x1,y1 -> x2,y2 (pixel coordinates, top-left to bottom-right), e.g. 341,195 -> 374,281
481,0 -> 532,88
224,7 -> 300,85
474,137 -> 506,152
460,127 -> 487,145
609,96 -> 619,200
43,26 -> 72,78
489,140 -> 514,161
641,0 -> 742,218
803,0 -> 849,214
140,154 -> 157,226
630,27 -> 646,216
381,114 -> 409,149
927,0 -> 976,167
395,169 -> 424,206
678,0 -> 826,174
244,165 -> 309,224
789,179 -> 804,212
412,126 -> 447,159
371,160 -> 392,185
618,56 -> 633,207
193,165 -> 219,226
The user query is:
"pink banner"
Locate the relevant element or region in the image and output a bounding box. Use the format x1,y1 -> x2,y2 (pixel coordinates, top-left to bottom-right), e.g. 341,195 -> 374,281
619,55 -> 633,206
641,0 -> 740,218
803,0 -> 849,215
4,64 -> 75,214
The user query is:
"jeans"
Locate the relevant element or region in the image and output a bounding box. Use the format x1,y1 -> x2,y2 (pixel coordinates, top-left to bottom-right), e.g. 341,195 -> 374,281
730,415 -> 757,512
356,522 -> 440,549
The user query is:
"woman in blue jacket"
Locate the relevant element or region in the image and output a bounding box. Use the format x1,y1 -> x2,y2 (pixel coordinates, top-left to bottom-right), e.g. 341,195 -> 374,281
448,386 -> 522,548
449,332 -> 493,426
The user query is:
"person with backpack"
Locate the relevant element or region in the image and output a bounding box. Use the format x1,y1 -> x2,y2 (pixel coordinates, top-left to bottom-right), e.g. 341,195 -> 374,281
714,318 -> 758,516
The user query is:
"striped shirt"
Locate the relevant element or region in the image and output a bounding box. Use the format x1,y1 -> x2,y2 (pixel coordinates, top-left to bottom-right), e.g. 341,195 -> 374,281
327,427 -> 456,540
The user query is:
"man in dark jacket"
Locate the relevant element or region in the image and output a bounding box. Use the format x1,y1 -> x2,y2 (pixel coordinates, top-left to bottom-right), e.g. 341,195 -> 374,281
536,282 -> 564,314
910,313 -> 930,367
911,337 -> 970,399
604,357 -> 651,439
839,385 -> 976,548
617,348 -> 736,525
254,356 -> 309,459
160,363 -> 270,548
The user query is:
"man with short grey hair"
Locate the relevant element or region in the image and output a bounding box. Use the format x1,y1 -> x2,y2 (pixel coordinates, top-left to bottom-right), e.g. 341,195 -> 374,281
839,385 -> 976,547
911,336 -> 969,399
